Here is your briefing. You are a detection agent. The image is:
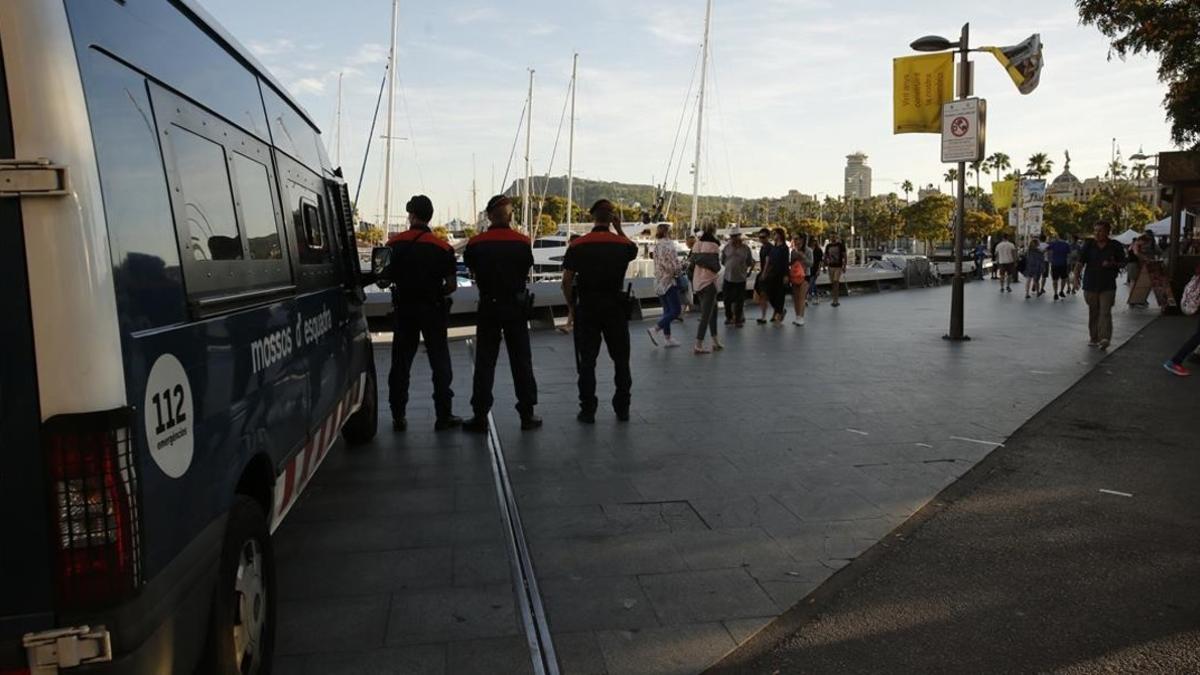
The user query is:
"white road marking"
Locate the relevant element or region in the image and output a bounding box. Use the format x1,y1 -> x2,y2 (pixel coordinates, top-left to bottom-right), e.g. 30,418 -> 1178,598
1030,370 -> 1054,375
949,436 -> 1005,447
915,443 -> 934,448
1098,489 -> 1133,498
846,428 -> 870,436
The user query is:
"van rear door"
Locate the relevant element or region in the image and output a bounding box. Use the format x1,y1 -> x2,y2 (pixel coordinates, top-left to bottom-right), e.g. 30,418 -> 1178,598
0,35 -> 56,668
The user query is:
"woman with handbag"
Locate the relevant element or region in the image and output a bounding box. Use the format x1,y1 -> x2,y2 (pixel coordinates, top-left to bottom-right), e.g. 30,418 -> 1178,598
691,224 -> 724,354
789,233 -> 812,326
760,228 -> 790,323
648,222 -> 683,347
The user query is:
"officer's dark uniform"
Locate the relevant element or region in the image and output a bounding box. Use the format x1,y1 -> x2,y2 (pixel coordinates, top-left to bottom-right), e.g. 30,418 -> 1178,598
383,225 -> 457,428
463,223 -> 540,428
562,221 -> 638,421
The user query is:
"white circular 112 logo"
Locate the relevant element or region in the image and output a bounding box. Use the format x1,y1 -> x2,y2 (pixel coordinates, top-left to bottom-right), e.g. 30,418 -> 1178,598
143,353 -> 195,478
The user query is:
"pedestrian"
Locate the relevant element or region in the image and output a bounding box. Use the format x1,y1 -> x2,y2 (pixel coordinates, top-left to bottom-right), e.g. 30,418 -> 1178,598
720,225 -> 753,327
682,232 -> 697,315
974,242 -> 987,279
754,228 -> 773,324
760,228 -> 790,323
647,222 -> 683,347
1126,234 -> 1143,288
789,233 -> 811,326
1073,221 -> 1127,350
1163,265 -> 1200,376
561,200 -> 639,423
380,195 -> 462,432
1046,233 -> 1072,299
691,224 -> 723,354
461,195 -> 541,433
808,238 -> 824,304
1066,234 -> 1082,294
1023,237 -> 1044,299
990,237 -> 1000,279
824,232 -> 848,306
994,233 -> 1018,292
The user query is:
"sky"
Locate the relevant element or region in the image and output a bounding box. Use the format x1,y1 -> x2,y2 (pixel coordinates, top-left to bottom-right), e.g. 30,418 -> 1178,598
201,0 -> 1176,227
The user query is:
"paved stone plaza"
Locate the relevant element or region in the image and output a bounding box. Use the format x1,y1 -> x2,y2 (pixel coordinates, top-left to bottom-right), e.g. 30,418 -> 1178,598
272,280 -> 1156,675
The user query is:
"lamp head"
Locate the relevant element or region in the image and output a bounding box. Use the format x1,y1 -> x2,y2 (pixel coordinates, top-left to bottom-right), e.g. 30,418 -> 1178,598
910,35 -> 955,52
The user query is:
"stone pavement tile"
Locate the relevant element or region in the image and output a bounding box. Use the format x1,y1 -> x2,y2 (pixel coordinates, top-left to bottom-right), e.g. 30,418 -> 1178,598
522,505 -> 611,539
514,479 -> 643,509
294,512 -> 506,554
745,564 -> 828,611
594,623 -> 737,675
453,544 -> 512,587
686,495 -> 803,531
286,645 -> 447,675
454,483 -> 497,513
387,584 -> 519,645
773,486 -> 886,522
541,576 -> 661,633
530,533 -> 687,579
277,548 -> 452,600
638,569 -> 778,624
631,472 -> 724,502
722,616 -> 775,645
289,482 -> 458,521
822,517 -> 903,560
273,654 -> 306,675
668,527 -> 795,570
602,501 -> 708,533
763,521 -> 831,562
276,594 -> 391,656
553,631 -> 609,675
445,637 -> 534,675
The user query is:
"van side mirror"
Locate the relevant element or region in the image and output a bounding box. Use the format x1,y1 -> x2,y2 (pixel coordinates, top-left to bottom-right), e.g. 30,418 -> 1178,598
370,246 -> 391,288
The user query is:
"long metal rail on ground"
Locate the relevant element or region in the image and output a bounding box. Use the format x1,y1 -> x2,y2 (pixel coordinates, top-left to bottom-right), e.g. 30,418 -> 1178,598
467,339 -> 560,675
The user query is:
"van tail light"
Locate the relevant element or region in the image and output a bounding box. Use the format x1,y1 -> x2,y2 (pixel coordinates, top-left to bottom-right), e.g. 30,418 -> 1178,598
43,409 -> 142,609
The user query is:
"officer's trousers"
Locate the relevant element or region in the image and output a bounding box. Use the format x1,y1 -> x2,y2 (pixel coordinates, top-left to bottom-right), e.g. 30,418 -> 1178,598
573,300 -> 631,414
389,306 -> 454,419
471,312 -> 537,417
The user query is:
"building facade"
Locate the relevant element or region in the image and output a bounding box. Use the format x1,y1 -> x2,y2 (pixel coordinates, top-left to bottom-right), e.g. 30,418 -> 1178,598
844,152 -> 872,200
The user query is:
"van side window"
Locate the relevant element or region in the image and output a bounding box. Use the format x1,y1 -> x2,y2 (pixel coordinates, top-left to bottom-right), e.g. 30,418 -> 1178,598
291,184 -> 333,266
171,126 -> 243,262
301,201 -> 325,254
230,153 -> 283,261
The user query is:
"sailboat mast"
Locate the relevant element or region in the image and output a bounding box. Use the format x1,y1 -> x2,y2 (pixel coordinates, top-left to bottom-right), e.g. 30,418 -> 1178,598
524,69 -> 534,236
382,0 -> 398,233
334,71 -> 343,167
471,153 -> 478,228
690,0 -> 712,233
566,53 -> 577,236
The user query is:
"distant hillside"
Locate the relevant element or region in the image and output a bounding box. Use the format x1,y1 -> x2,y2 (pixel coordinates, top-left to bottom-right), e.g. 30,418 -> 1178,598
505,175 -> 756,220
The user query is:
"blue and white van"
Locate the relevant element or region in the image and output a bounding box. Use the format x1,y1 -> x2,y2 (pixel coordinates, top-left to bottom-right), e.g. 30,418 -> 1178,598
0,1 -> 378,672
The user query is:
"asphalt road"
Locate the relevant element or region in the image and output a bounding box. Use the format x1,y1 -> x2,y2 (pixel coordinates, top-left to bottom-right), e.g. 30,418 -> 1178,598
713,314 -> 1200,674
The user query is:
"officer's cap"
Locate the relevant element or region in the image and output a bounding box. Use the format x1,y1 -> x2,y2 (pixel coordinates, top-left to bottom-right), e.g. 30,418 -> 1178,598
406,195 -> 434,221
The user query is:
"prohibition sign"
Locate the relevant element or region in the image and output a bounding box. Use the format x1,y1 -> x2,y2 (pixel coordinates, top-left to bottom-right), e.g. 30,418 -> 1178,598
950,116 -> 970,137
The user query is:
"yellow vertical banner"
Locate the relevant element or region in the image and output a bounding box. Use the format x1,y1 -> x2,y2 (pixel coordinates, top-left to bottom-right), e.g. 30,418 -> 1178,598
992,180 -> 1016,211
892,53 -> 954,134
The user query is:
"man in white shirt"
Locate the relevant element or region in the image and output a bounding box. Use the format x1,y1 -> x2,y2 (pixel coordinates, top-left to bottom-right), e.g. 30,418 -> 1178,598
994,233 -> 1019,293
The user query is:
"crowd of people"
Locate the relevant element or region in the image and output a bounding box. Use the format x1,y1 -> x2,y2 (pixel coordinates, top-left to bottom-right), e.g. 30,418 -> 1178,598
380,198 -> 1198,433
649,226 -> 849,354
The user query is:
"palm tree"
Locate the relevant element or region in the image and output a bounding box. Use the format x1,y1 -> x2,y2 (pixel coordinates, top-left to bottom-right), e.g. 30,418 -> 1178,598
1107,160 -> 1127,181
901,179 -> 914,203
987,152 -> 1011,179
1130,163 -> 1150,182
943,169 -> 958,197
1026,152 -> 1053,178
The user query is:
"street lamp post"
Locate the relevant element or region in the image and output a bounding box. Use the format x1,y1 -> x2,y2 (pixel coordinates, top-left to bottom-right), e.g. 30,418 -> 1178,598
912,24 -> 971,341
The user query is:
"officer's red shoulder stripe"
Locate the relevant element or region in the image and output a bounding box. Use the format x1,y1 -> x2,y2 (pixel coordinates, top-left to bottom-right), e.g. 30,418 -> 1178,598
569,231 -> 632,247
389,229 -> 454,251
469,227 -> 530,245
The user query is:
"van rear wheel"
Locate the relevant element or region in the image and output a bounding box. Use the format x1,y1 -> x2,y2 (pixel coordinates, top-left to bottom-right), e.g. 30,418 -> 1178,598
342,362 -> 378,445
204,496 -> 275,675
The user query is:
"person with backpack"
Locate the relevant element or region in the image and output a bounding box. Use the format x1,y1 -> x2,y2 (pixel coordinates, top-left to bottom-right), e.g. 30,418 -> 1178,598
1164,264 -> 1200,376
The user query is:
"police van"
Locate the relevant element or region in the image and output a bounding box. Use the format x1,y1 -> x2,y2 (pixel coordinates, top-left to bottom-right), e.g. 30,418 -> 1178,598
0,1 -> 378,672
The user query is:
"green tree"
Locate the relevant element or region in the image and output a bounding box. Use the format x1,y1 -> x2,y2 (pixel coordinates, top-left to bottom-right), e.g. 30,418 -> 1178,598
1026,152 -> 1054,178
1085,182 -> 1159,232
902,193 -> 955,252
1078,0 -> 1200,149
357,225 -> 385,247
1043,197 -> 1088,239
901,179 -> 914,203
1107,159 -> 1127,180
431,226 -> 450,241
987,152 -> 1012,178
963,209 -> 1005,242
461,227 -> 477,239
796,217 -> 829,238
943,168 -> 959,197
537,214 -> 558,237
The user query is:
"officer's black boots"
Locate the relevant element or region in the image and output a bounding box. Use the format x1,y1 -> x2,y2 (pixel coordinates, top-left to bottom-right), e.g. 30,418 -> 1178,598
434,415 -> 463,431
615,409 -> 630,422
462,416 -> 489,433
576,409 -> 596,424
393,416 -> 407,432
520,414 -> 543,430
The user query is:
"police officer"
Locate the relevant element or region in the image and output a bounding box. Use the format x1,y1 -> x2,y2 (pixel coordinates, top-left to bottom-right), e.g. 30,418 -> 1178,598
561,200 -> 638,424
381,195 -> 462,432
462,196 -> 542,432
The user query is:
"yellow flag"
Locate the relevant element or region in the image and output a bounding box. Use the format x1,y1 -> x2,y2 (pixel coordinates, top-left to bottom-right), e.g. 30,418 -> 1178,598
982,34 -> 1043,95
893,53 -> 954,134
992,180 -> 1016,211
